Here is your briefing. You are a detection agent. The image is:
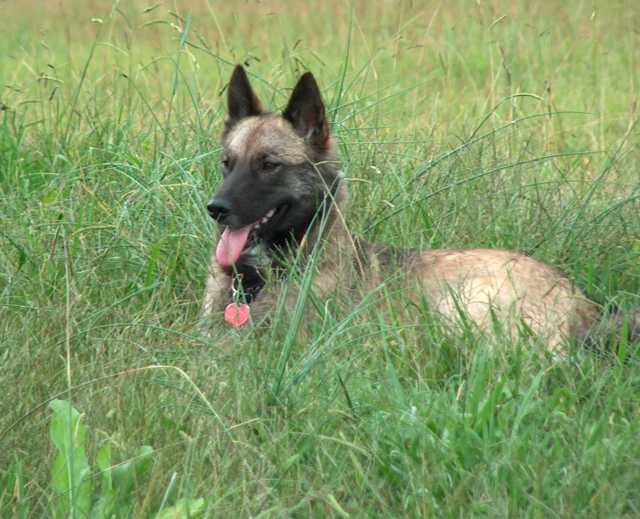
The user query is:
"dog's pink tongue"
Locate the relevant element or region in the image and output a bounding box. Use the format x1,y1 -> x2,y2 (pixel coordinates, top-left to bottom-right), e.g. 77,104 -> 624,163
216,225 -> 253,266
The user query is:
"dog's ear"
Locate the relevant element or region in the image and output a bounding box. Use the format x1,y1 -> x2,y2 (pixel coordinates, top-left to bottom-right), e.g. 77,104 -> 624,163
227,65 -> 263,123
283,72 -> 329,151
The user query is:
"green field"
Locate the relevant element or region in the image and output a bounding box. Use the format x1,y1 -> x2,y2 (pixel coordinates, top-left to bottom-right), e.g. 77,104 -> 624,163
1,1 -> 639,517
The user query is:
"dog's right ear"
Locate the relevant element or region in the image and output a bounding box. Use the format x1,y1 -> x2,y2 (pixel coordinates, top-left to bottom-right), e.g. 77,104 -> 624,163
227,65 -> 263,124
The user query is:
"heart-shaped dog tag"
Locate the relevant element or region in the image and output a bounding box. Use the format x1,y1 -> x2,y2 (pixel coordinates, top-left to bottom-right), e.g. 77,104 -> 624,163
224,303 -> 250,327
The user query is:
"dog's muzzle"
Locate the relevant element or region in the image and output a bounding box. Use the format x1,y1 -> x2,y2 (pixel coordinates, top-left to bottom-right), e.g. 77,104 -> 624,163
207,196 -> 232,223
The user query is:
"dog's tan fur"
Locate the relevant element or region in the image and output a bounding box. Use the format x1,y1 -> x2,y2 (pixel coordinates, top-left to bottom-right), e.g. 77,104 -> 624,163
202,66 -> 638,352
226,115 -> 308,162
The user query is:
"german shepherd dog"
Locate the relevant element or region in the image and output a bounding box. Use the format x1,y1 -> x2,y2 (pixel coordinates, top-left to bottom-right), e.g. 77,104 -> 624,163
202,65 -> 638,352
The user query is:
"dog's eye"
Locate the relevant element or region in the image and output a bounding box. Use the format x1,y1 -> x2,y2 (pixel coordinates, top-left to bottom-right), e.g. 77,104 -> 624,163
221,157 -> 230,169
262,160 -> 279,172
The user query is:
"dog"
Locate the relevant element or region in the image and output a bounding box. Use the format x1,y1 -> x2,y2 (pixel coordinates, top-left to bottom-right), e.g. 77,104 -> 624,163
202,64 -> 638,352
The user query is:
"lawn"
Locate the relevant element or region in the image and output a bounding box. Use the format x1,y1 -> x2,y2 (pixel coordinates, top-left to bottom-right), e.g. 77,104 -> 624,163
1,0 -> 639,517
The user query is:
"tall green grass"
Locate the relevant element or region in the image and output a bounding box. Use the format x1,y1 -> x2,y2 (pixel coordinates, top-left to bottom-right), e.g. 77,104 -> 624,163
1,1 -> 639,516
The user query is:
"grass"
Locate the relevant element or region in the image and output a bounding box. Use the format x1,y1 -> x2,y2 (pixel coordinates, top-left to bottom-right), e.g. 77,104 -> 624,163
1,0 -> 639,516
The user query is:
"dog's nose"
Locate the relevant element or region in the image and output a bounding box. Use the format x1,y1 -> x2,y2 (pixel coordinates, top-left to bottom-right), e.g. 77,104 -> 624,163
207,197 -> 232,222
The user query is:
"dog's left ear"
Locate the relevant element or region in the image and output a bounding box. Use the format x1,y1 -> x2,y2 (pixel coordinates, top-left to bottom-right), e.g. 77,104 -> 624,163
283,72 -> 330,151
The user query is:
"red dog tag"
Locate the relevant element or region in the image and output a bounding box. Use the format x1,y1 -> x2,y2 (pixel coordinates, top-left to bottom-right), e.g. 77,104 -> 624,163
224,303 -> 250,327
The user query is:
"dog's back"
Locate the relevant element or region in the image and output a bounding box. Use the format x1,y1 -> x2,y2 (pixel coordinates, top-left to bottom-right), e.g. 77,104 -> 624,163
409,248 -> 599,349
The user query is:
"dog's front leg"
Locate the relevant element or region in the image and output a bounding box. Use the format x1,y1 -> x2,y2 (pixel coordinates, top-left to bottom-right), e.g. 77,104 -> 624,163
201,254 -> 231,321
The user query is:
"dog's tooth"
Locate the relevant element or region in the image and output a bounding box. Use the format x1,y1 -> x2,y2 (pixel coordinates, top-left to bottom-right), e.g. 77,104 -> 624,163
261,217 -> 268,223
266,209 -> 275,218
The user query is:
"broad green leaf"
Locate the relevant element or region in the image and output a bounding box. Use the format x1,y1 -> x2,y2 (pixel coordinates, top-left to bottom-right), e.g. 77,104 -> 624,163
48,399 -> 93,519
156,498 -> 207,519
93,443 -> 155,519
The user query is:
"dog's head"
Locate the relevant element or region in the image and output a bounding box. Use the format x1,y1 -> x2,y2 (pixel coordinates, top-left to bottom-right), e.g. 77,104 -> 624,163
208,65 -> 341,267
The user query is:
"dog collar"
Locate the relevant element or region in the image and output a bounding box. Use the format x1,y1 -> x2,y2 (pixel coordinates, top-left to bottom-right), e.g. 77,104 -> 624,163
224,271 -> 265,327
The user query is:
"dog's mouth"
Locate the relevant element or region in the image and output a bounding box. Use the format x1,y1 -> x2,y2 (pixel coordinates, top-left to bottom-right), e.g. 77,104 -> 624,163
216,204 -> 288,267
